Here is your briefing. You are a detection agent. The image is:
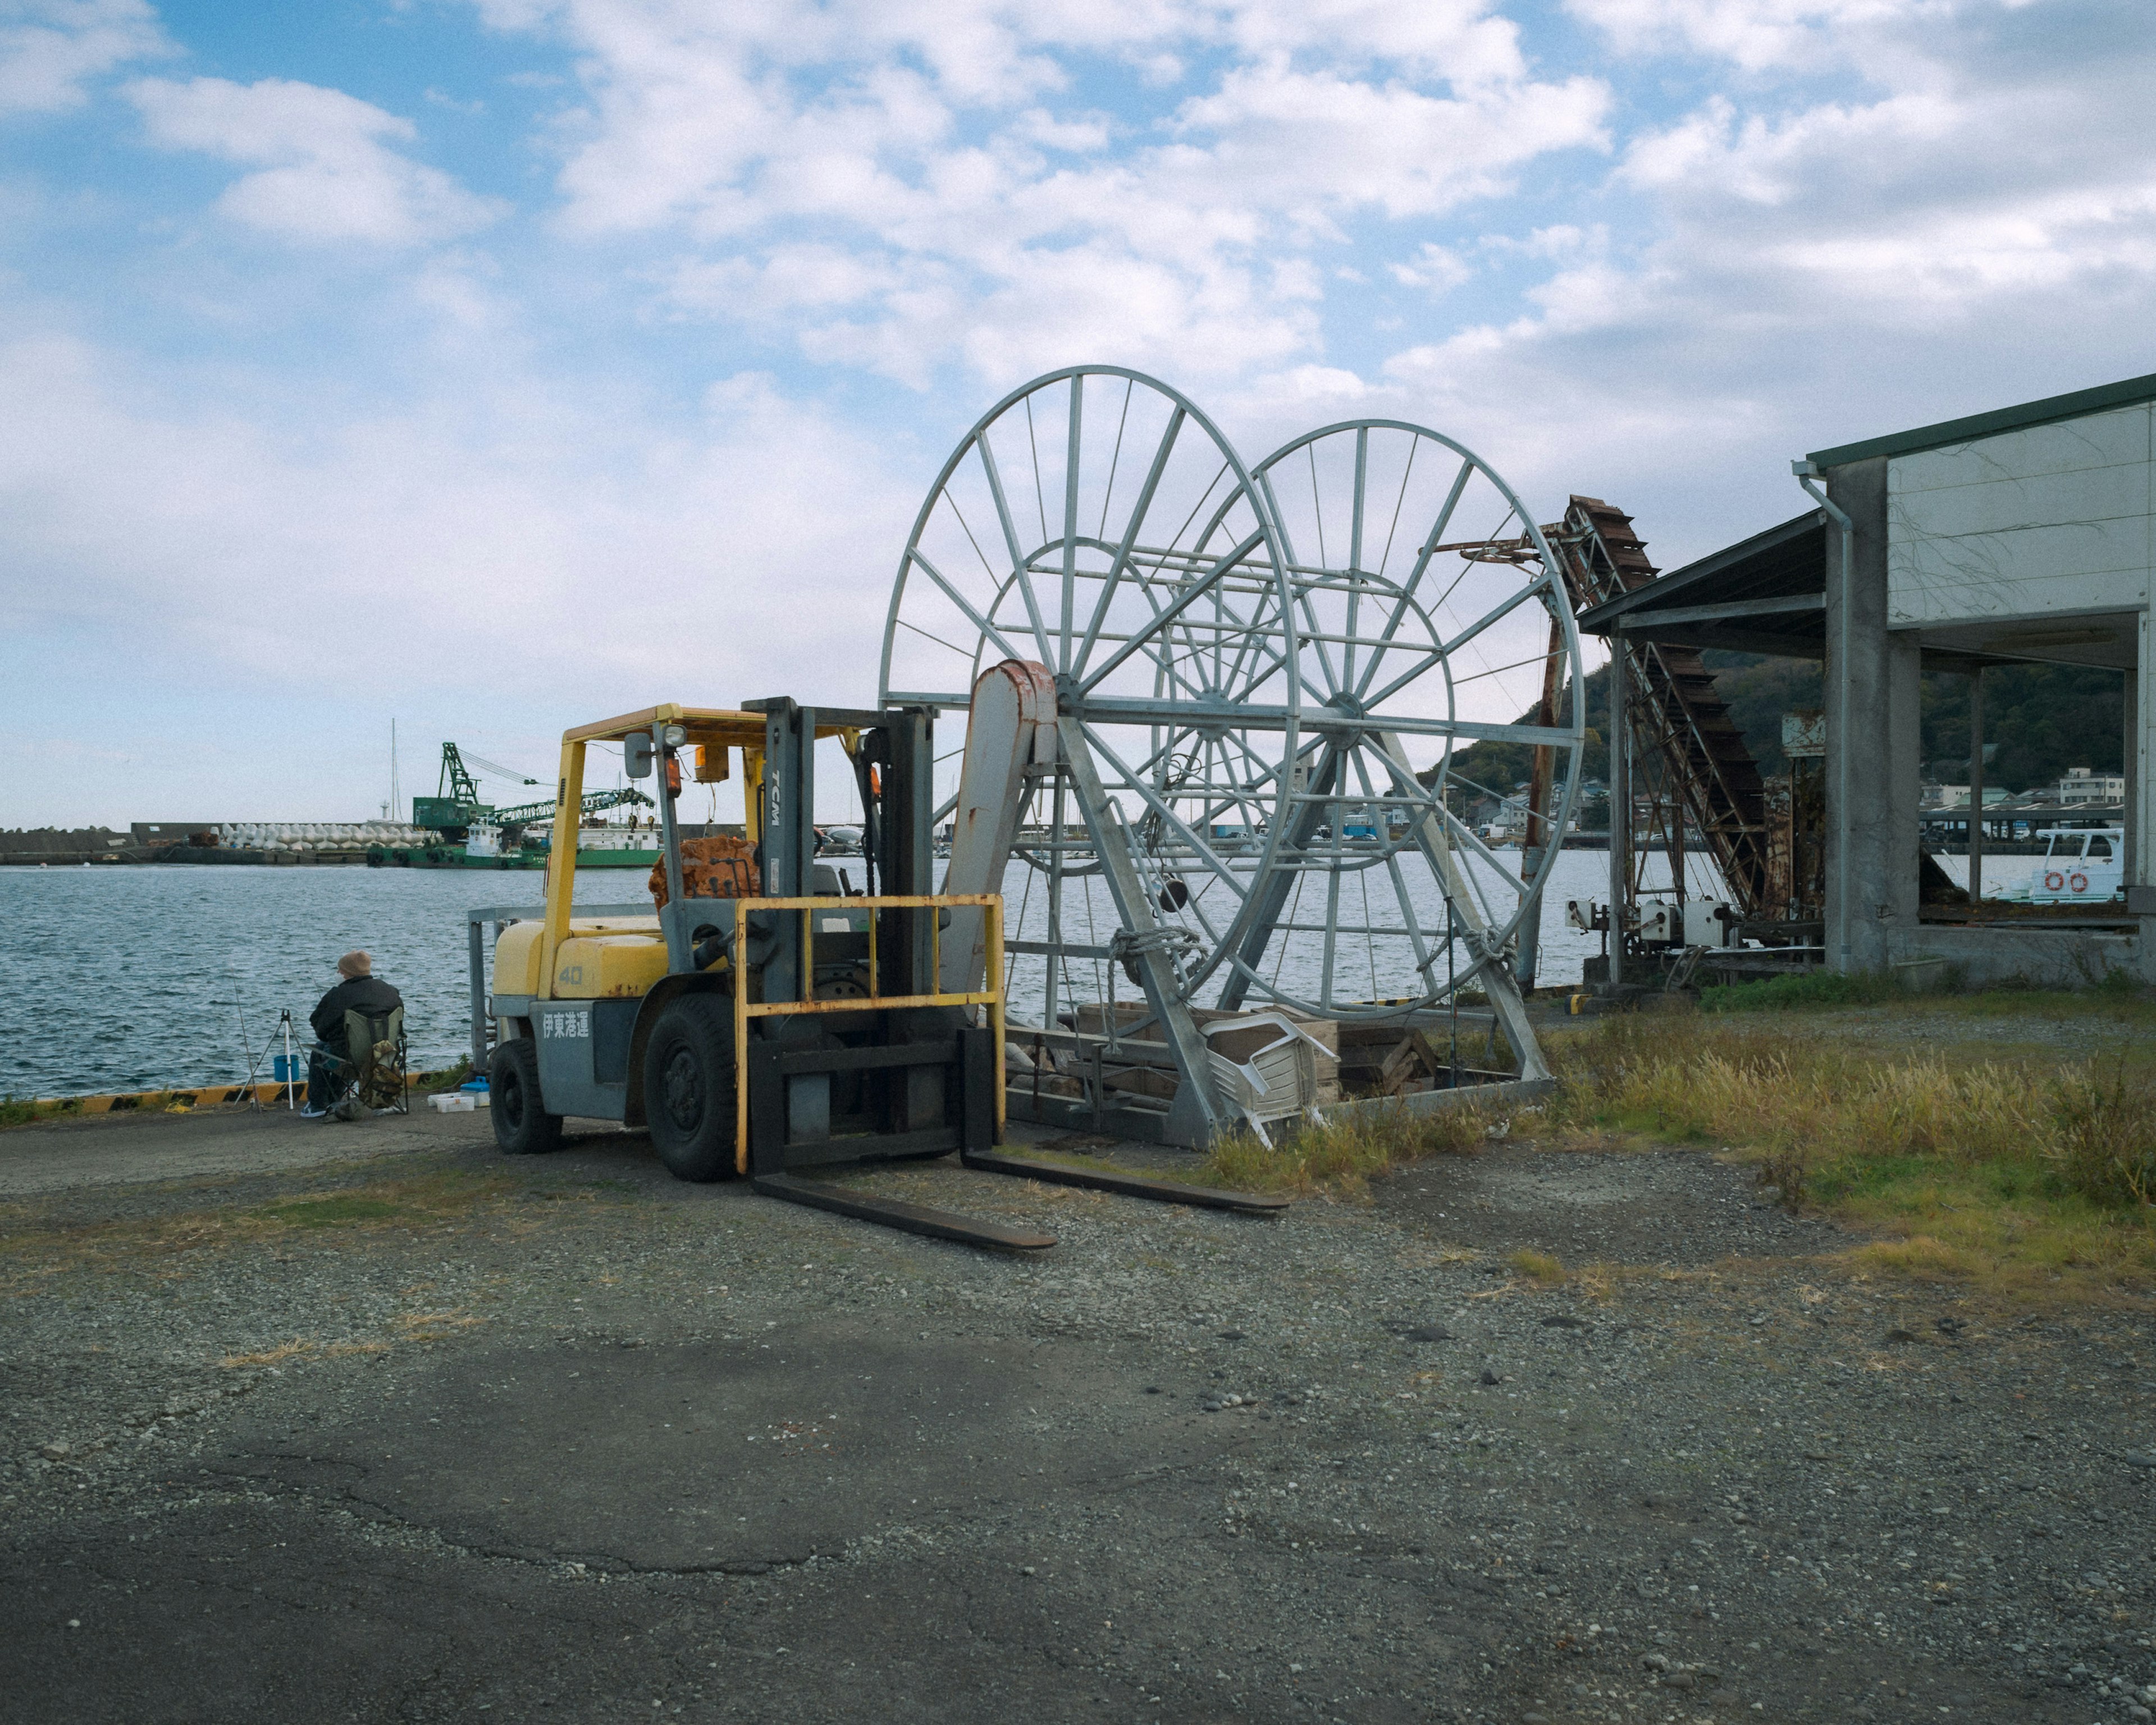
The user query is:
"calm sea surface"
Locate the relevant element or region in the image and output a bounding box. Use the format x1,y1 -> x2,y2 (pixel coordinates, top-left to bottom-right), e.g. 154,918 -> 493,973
0,848 -> 1692,1097
0,865 -> 647,1098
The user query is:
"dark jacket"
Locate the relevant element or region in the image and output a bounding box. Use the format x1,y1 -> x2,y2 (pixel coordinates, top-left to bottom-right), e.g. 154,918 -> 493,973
311,975 -> 404,1048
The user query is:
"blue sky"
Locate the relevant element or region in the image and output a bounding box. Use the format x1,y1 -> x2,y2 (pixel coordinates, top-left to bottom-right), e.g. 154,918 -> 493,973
3,0 -> 2153,825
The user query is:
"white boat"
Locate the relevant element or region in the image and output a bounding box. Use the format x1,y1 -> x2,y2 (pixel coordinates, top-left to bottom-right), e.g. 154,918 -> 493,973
1995,826 -> 2124,904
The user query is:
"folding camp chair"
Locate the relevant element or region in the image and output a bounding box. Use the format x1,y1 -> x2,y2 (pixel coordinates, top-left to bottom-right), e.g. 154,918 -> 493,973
313,1006 -> 408,1119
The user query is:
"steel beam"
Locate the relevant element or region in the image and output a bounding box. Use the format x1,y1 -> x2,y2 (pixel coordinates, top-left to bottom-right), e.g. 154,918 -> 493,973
1056,714 -> 1225,1144
1376,732 -> 1550,1083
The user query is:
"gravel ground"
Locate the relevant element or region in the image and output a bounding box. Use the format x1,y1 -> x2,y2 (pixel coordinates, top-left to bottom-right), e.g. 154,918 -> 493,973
2,1103 -> 2152,1725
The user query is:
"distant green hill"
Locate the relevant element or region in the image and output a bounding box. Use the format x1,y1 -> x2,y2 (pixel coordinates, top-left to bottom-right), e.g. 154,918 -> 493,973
1440,651 -> 2123,803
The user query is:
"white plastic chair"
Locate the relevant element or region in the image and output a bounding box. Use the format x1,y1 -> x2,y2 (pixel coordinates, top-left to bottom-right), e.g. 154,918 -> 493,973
1200,1013 -> 1332,1145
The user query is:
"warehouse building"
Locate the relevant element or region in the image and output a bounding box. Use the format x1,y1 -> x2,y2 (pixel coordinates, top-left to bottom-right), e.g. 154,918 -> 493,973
1580,370 -> 2154,985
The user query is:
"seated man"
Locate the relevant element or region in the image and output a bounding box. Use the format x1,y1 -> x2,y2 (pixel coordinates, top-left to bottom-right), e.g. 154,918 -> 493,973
302,951 -> 404,1120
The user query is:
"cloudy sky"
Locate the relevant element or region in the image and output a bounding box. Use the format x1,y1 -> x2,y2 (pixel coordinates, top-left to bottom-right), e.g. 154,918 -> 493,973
3,0 -> 2152,825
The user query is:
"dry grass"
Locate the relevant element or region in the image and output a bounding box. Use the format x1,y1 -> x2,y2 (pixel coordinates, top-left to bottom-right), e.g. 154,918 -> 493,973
1508,1248 -> 1565,1285
1544,1011 -> 2156,1299
1202,1099 -> 1491,1198
219,1338 -> 394,1367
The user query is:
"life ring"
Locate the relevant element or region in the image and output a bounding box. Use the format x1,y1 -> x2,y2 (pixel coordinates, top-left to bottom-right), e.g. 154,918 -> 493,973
2069,872 -> 2089,893
2044,870 -> 2066,892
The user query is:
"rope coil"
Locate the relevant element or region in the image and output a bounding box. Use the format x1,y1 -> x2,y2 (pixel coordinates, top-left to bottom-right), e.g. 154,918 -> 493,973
1110,923 -> 1204,988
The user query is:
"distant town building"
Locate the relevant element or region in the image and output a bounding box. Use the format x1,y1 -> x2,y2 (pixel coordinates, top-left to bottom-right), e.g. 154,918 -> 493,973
2055,767 -> 2125,804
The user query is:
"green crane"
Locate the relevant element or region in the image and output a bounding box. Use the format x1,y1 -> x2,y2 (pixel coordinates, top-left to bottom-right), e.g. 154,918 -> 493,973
414,742 -> 537,830
494,785 -> 654,828
412,741 -> 652,833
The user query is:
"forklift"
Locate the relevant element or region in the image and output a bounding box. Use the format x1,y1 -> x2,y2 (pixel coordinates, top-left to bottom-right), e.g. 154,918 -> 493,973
479,696 -> 1284,1249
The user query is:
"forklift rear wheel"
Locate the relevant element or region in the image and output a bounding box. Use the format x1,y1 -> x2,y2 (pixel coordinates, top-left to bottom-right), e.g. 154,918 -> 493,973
490,1040 -> 563,1156
644,996 -> 737,1182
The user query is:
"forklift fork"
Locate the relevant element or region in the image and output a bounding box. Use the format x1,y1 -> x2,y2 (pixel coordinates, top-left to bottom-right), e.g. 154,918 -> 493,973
741,1015 -> 1287,1251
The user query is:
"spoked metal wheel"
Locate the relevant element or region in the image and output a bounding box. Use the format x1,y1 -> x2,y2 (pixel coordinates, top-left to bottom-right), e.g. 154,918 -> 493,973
1221,419 -> 1587,1020
879,367 -> 1300,1024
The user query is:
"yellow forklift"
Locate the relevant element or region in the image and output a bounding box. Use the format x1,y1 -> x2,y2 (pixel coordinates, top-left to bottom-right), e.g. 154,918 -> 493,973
477,696 -> 1283,1249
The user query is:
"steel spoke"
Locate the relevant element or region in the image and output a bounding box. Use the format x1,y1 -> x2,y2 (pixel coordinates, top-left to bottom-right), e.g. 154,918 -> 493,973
1072,407 -> 1185,677
908,549 -> 1026,666
976,435 -> 1057,660
1353,454 -> 1473,702
1061,374 -> 1082,671
1079,722 -> 1253,898
1079,527 -> 1266,693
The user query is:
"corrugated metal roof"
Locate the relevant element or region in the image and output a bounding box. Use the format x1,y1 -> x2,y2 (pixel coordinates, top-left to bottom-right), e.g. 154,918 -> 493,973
1575,510 -> 1825,656
1806,369 -> 2156,469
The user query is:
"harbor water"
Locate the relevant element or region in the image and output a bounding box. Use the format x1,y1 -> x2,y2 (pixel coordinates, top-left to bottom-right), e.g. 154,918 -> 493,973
0,865 -> 645,1099
0,848 -> 1671,1099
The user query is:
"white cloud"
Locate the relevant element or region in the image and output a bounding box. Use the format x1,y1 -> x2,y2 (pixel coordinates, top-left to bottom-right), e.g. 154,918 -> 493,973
1564,0 -> 1953,74
1390,243 -> 1473,293
0,0 -> 168,114
0,329 -> 917,712
1170,62 -> 1609,229
469,0 -> 1609,389
16,0 -> 2156,822
1304,0 -> 2156,564
126,76 -> 505,245
1223,0 -> 1532,80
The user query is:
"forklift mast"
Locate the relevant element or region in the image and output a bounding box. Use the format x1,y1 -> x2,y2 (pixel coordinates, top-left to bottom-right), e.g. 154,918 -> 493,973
746,698 -> 938,998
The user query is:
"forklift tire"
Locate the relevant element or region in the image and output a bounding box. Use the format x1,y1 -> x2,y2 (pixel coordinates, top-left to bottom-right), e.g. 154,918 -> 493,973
490,1040 -> 563,1156
643,996 -> 737,1183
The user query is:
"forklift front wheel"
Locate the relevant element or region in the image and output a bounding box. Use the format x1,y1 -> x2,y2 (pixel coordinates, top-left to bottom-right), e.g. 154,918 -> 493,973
643,996 -> 738,1183
490,1040 -> 563,1156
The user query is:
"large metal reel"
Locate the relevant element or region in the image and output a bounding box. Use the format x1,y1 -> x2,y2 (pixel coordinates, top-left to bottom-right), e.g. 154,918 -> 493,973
1215,418 -> 1587,1021
879,367 -> 1300,1021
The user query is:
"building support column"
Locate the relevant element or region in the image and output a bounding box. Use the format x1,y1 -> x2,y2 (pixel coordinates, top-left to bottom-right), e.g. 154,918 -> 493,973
1607,644 -> 1630,986
1967,667 -> 1985,903
2135,609 -> 2155,978
1822,455 -> 1909,973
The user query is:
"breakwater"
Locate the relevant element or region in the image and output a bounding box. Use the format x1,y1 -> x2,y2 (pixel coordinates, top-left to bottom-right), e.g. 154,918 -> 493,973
1,822 -> 435,867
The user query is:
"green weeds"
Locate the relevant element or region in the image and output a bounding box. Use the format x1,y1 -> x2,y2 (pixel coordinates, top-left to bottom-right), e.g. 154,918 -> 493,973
1543,1011 -> 2156,1298
412,1057 -> 475,1094
0,1096 -> 81,1131
1699,970 -> 1914,1012
1202,1099 -> 1490,1198
261,1195 -> 405,1227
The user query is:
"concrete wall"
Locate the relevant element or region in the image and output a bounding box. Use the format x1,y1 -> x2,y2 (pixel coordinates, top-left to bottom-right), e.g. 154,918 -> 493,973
1824,409 -> 2156,984
1894,925 -> 2141,988
1886,403 -> 2153,626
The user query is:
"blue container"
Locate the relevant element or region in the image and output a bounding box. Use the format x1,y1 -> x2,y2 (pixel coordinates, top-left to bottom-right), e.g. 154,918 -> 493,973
272,1053 -> 305,1081
459,1078 -> 490,1093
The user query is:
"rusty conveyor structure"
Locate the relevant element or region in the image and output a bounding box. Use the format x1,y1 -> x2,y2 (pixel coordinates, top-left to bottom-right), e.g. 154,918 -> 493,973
1545,496 -> 1774,920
